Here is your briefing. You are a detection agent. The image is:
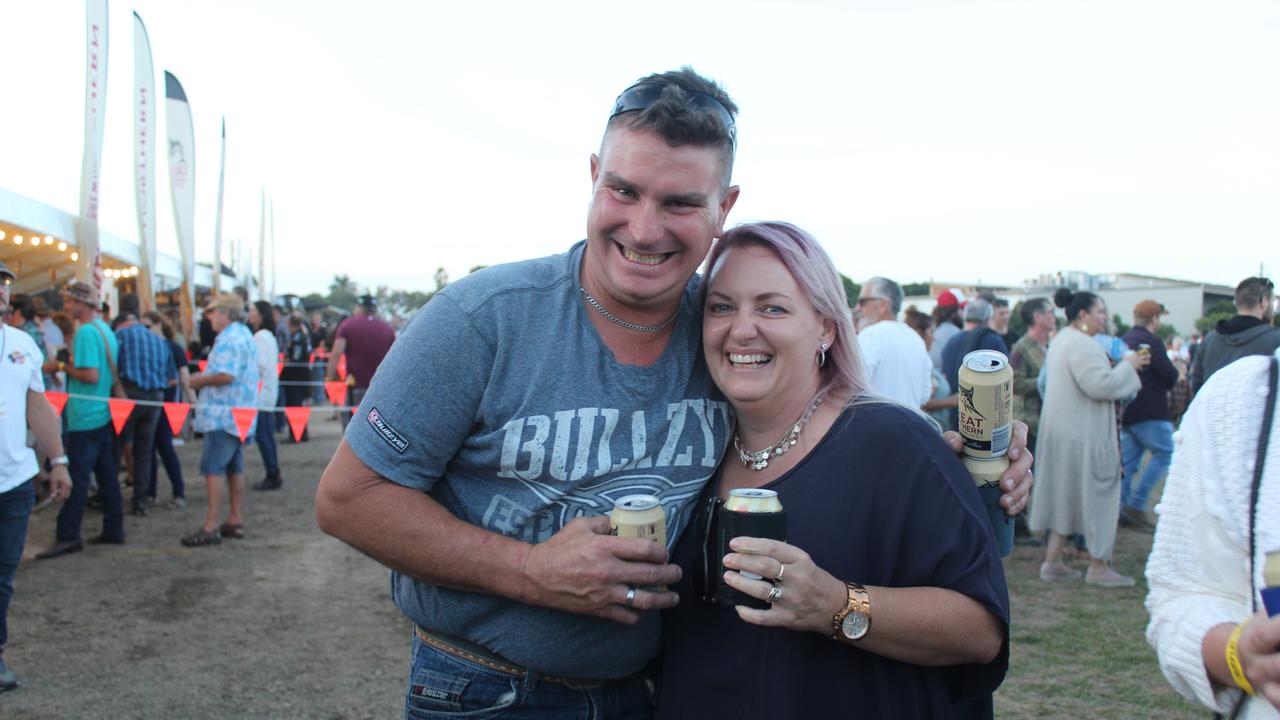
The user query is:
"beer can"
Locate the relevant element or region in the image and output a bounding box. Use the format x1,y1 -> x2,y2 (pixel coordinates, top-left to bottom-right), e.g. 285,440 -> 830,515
716,489 -> 786,609
611,495 -> 668,592
965,455 -> 1014,557
963,455 -> 1009,489
609,494 -> 667,549
724,488 -> 784,514
958,350 -> 1014,460
1138,343 -> 1151,357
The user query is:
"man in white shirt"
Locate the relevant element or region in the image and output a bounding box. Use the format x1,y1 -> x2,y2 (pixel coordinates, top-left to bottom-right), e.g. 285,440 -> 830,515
0,261 -> 71,692
854,277 -> 933,407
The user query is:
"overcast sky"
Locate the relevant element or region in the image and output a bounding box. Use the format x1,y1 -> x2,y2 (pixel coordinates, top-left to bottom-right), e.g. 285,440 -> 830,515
2,1 -> 1277,296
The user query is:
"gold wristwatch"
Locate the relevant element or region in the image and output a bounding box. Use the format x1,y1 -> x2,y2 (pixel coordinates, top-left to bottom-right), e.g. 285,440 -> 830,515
832,581 -> 871,642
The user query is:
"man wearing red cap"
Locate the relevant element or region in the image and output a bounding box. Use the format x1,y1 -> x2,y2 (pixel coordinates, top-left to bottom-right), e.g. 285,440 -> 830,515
1118,300 -> 1179,530
929,289 -> 965,370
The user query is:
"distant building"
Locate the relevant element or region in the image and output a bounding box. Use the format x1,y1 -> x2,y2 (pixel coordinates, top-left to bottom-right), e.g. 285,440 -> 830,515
900,272 -> 1235,336
1022,271 -> 1235,336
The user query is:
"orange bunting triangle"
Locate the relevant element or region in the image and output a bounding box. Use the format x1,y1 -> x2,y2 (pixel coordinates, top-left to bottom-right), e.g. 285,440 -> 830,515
336,355 -> 348,381
276,362 -> 284,377
108,398 -> 137,435
231,407 -> 257,442
163,402 -> 190,435
324,380 -> 348,407
284,406 -> 311,442
257,380 -> 263,396
44,390 -> 69,415
197,360 -> 208,373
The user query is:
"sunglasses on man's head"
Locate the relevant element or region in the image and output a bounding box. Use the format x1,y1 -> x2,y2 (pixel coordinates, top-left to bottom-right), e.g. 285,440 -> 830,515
609,82 -> 737,145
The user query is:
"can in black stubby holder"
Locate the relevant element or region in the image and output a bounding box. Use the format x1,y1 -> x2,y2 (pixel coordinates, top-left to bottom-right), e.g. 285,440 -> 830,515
715,489 -> 787,610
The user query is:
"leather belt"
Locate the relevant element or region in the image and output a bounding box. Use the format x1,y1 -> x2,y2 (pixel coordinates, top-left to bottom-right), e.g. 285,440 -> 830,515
414,626 -> 608,688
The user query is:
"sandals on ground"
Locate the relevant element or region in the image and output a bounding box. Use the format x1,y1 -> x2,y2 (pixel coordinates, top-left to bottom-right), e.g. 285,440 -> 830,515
181,528 -> 222,547
219,523 -> 246,539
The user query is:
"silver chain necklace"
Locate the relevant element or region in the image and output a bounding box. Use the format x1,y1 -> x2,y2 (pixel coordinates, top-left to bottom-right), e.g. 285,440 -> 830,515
734,393 -> 826,471
580,287 -> 680,334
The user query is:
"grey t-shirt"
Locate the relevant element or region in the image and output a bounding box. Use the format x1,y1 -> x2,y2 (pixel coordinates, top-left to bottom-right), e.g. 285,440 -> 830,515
346,241 -> 730,679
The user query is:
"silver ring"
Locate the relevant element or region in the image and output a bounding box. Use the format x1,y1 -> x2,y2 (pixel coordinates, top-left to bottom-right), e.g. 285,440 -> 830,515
766,585 -> 783,604
625,586 -> 637,608
773,564 -> 786,583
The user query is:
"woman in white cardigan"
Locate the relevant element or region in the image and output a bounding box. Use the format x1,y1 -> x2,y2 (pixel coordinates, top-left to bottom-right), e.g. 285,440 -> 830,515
1030,289 -> 1145,587
1146,349 -> 1280,718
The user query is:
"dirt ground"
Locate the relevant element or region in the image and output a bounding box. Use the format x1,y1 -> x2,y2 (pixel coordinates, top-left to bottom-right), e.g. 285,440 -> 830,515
4,416 -> 410,719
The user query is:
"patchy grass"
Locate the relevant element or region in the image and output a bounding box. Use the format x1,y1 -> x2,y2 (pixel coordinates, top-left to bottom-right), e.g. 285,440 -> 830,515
996,527 -> 1204,719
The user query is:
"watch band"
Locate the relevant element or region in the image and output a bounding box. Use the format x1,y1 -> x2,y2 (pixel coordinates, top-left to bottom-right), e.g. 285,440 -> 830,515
832,581 -> 872,642
49,455 -> 70,467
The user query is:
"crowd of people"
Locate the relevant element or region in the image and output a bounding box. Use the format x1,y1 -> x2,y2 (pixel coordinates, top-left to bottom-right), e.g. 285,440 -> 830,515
0,270 -> 395,690
2,65 -> 1279,718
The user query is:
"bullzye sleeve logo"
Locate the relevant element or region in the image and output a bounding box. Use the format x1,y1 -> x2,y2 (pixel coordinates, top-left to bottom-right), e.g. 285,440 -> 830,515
367,407 -> 409,453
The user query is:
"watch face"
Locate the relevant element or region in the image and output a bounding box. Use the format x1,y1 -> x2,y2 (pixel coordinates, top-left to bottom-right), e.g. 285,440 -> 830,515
842,611 -> 869,640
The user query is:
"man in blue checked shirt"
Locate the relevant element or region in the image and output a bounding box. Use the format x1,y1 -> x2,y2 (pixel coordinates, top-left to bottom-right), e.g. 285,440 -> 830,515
184,293 -> 259,548
114,313 -> 177,517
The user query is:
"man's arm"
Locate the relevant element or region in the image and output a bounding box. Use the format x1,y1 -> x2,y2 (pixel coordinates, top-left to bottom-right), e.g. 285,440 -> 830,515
325,337 -> 346,382
189,372 -> 234,391
315,440 -> 680,625
26,389 -> 71,500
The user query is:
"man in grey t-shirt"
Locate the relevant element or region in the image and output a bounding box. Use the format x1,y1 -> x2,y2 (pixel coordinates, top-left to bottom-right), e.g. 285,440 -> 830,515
317,69 -> 1034,717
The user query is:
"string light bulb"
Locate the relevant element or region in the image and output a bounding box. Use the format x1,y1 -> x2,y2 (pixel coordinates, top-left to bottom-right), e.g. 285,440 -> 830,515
71,252 -> 79,261
57,241 -> 67,251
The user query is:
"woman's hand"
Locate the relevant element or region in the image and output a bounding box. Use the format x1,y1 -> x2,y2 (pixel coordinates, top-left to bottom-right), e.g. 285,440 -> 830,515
1238,613 -> 1280,708
943,420 -> 1033,516
1125,351 -> 1152,370
722,537 -> 847,635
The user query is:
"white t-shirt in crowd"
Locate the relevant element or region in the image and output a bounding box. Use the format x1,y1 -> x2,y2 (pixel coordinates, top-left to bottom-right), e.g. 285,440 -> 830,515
253,328 -> 280,411
857,319 -> 933,408
1,325 -> 46,493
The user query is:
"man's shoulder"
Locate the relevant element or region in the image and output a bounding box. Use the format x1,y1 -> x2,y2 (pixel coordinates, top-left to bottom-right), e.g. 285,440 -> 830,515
3,325 -> 41,359
435,245 -> 578,316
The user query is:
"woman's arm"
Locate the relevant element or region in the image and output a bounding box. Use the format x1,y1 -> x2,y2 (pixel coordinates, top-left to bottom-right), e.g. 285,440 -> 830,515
1069,341 -> 1141,401
724,537 -> 1003,666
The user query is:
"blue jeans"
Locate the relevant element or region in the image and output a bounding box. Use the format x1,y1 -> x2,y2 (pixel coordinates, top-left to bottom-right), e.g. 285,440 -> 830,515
148,407 -> 185,500
0,480 -> 34,655
58,423 -> 124,543
405,633 -> 654,720
199,431 -> 244,477
1121,419 -> 1175,512
122,386 -> 164,511
254,411 -> 279,476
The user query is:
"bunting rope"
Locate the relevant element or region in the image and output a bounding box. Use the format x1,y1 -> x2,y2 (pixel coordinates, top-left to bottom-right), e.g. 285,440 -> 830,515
49,390 -> 359,412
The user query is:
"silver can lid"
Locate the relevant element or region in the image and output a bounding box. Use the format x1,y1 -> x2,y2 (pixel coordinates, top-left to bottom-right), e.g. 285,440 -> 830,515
614,494 -> 661,511
962,349 -> 1009,373
729,489 -> 779,499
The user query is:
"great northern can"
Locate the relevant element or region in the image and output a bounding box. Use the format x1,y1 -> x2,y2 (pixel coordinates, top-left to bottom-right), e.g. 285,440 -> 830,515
958,350 -> 1014,460
609,494 -> 668,549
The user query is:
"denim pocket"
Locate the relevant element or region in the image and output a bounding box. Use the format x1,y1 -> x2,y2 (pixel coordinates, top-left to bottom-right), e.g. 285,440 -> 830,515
406,637 -> 520,719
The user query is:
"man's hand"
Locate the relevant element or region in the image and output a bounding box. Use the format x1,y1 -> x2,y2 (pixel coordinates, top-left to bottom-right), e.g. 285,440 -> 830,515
943,420 -> 1033,516
520,516 -> 681,625
47,465 -> 71,501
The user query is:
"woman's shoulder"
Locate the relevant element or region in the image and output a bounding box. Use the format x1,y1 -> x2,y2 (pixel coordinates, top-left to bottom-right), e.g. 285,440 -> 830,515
827,401 -> 953,462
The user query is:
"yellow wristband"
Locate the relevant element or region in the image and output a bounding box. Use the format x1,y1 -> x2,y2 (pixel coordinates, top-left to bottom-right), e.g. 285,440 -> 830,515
1227,619 -> 1257,696
58,361 -> 66,372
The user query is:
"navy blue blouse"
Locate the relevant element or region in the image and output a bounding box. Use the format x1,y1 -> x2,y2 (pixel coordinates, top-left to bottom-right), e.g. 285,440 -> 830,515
658,402 -> 1010,719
